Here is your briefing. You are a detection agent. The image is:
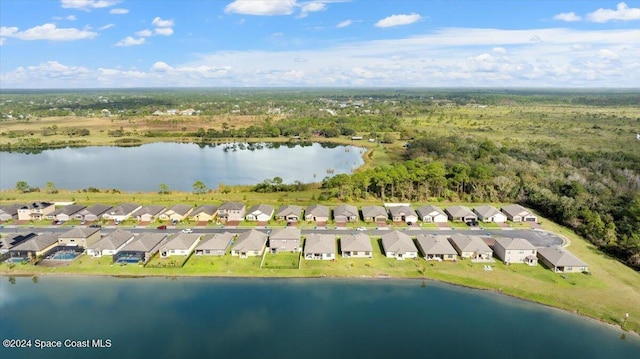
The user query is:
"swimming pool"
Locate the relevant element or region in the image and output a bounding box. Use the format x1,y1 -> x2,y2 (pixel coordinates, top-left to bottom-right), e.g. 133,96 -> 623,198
48,251 -> 78,261
116,256 -> 141,264
5,257 -> 28,264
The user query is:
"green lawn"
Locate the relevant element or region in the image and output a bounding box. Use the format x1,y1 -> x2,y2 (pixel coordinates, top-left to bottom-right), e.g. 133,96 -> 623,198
262,252 -> 300,269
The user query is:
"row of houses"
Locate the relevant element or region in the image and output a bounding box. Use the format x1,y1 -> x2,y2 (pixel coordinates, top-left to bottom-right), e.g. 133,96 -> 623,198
1,202 -> 538,225
1,228 -> 588,273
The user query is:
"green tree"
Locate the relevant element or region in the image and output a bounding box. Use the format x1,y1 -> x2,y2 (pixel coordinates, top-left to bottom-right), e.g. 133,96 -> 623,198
158,183 -> 170,195
192,180 -> 207,195
16,181 -> 29,193
45,181 -> 58,194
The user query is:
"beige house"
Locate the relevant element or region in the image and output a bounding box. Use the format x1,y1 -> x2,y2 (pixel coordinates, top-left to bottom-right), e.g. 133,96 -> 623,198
58,227 -> 101,248
102,203 -> 142,222
492,237 -> 537,265
74,204 -> 112,222
86,230 -> 135,258
9,233 -> 60,260
473,205 -> 507,223
448,233 -> 493,261
388,205 -> 419,224
195,232 -> 234,256
17,202 -> 55,221
269,227 -> 302,253
49,204 -> 86,221
537,246 -> 588,273
501,204 -> 538,223
381,231 -> 418,260
133,205 -> 166,222
304,233 -> 336,260
333,204 -> 359,223
415,234 -> 457,261
361,205 -> 388,223
444,206 -> 477,223
159,204 -> 193,222
231,229 -> 268,258
217,202 -> 246,222
340,233 -> 373,258
305,204 -> 330,223
0,203 -> 23,221
159,233 -> 200,258
275,205 -> 303,222
416,205 -> 448,223
190,205 -> 218,222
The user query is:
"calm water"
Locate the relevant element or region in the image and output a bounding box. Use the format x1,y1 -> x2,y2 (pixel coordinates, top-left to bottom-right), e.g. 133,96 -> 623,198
1,277 -> 638,359
0,142 -> 365,191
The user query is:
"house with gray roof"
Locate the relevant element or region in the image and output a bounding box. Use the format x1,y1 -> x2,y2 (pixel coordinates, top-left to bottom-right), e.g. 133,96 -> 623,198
159,233 -> 201,258
190,205 -> 218,222
415,234 -> 457,261
304,233 -> 336,260
133,205 -> 166,222
305,204 -> 330,223
448,233 -> 493,261
58,227 -> 101,248
9,233 -> 60,261
17,202 -> 55,221
269,227 -> 302,253
381,231 -> 418,260
333,204 -> 359,223
340,233 -> 373,258
0,232 -> 36,254
87,230 -> 135,258
159,204 -> 193,222
115,233 -> 168,264
473,205 -> 507,223
102,203 -> 142,222
416,205 -> 448,223
388,205 -> 418,224
217,202 -> 246,222
195,232 -> 235,256
49,204 -> 86,222
537,246 -> 588,273
231,229 -> 268,258
361,205 -> 388,223
275,205 -> 303,222
74,204 -> 112,222
444,206 -> 477,223
0,203 -> 23,221
245,204 -> 275,222
492,237 -> 537,265
501,204 -> 538,223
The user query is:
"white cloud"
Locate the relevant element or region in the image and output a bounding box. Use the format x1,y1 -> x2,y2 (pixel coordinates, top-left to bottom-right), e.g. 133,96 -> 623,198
375,13 -> 422,28
225,0 -> 297,16
553,12 -> 581,22
492,47 -> 507,54
0,23 -> 97,41
115,36 -> 145,46
66,15 -> 77,21
60,0 -> 120,10
99,23 -> 115,30
598,49 -> 619,60
336,19 -> 352,28
151,61 -> 173,72
109,8 -> 129,14
154,27 -> 174,36
152,17 -> 174,28
587,2 -> 640,22
299,2 -> 325,18
135,29 -> 153,37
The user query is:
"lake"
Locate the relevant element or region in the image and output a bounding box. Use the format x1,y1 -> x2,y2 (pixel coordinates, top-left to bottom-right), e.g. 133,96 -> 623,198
1,277 -> 638,359
0,142 -> 365,191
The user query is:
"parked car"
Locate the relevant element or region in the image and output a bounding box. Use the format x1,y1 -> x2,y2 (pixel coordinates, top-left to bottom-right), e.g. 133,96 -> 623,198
356,227 -> 367,231
89,224 -> 102,228
181,228 -> 193,233
157,225 -> 167,230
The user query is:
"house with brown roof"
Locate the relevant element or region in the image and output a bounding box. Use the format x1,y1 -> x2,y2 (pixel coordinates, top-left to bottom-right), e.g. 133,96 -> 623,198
381,231 -> 418,260
190,205 -> 218,222
305,204 -> 330,223
195,232 -> 234,256
473,205 -> 507,223
159,233 -> 200,258
245,204 -> 275,222
415,234 -> 457,261
231,229 -> 268,258
333,204 -> 359,223
492,237 -> 537,265
58,227 -> 101,248
537,246 -> 588,273
448,233 -> 493,261
416,205 -> 448,223
269,227 -> 302,253
86,230 -> 135,258
340,233 -> 373,258
444,206 -> 477,223
159,204 -> 193,222
304,233 -> 336,260
17,202 -> 55,221
501,204 -> 537,223
217,202 -> 246,222
275,205 -> 303,222
361,205 -> 388,223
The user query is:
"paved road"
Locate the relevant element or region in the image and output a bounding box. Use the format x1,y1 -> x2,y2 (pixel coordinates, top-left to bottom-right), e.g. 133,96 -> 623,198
0,225 -> 564,248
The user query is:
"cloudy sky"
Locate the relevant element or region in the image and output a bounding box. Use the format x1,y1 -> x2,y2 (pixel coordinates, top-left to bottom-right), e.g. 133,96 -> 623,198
1,0 -> 639,88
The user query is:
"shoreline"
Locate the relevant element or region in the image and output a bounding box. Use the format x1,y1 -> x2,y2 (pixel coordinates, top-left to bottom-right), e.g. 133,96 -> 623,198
2,270 -> 638,338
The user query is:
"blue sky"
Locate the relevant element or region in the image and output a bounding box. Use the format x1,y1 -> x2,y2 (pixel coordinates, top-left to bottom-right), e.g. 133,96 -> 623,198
1,0 -> 639,88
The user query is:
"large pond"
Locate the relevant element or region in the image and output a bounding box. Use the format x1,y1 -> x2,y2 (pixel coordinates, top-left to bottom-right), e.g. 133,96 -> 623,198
0,142 -> 365,191
1,277 -> 638,359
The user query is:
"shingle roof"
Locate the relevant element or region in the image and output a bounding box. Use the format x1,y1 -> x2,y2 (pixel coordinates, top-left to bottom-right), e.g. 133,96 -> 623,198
305,204 -> 330,217
89,230 -> 134,251
416,205 -> 446,218
52,204 -> 86,216
0,232 -> 36,251
388,206 -> 417,218
77,204 -> 112,217
232,230 -> 267,252
416,234 -> 457,255
59,227 -> 100,239
247,204 -> 275,216
196,232 -> 235,251
493,237 -> 536,251
159,233 -> 200,252
276,205 -> 303,217
219,202 -> 245,211
340,233 -> 372,252
473,205 -> 502,218
106,203 -> 140,216
120,233 -> 167,252
166,204 -> 193,216
381,231 -> 417,254
537,246 -> 587,268
333,204 -> 358,217
132,205 -> 166,217
12,233 -> 59,251
501,204 -> 532,217
361,205 -> 388,218
304,233 -> 335,254
269,227 -> 301,241
445,206 -> 476,218
449,233 -> 491,253
191,205 -> 218,216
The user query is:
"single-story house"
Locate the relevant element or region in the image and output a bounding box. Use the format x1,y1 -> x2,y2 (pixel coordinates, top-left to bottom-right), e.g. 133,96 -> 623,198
17,202 -> 55,221
444,206 -> 478,223
473,205 -> 507,223
190,205 -> 218,222
304,233 -> 336,260
269,227 -> 302,253
74,204 -> 112,222
159,204 -> 193,222
217,202 -> 246,222
340,233 -> 373,258
114,233 -> 168,264
415,234 -> 457,261
86,230 -> 135,258
388,205 -> 419,224
361,205 -> 388,223
501,204 -> 538,223
416,205 -> 448,223
159,233 -> 201,258
195,232 -> 235,256
0,203 -> 23,221
58,227 -> 101,248
448,233 -> 493,260
231,229 -> 268,258
49,204 -> 86,222
102,203 -> 142,222
381,231 -> 418,260
132,205 -> 166,222
245,204 -> 275,222
492,237 -> 537,265
0,232 -> 37,254
8,233 -> 60,261
333,204 -> 359,223
275,205 -> 303,222
305,204 -> 330,223
537,246 -> 588,273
